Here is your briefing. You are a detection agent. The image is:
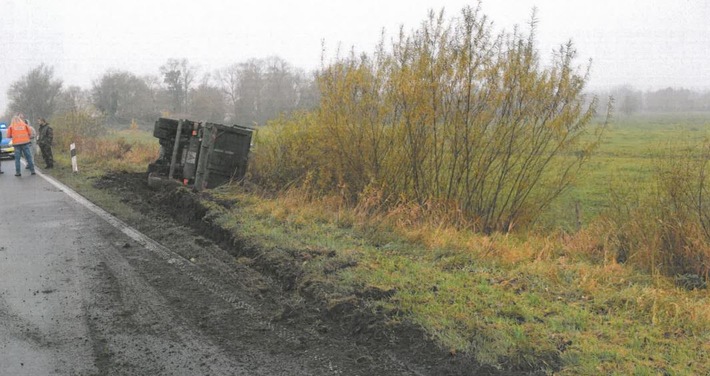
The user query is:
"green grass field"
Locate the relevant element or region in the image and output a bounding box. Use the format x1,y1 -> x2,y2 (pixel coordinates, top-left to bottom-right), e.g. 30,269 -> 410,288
542,112 -> 710,231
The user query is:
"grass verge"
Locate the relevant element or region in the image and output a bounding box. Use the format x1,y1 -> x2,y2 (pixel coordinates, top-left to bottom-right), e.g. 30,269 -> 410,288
44,123 -> 710,375
207,185 -> 710,375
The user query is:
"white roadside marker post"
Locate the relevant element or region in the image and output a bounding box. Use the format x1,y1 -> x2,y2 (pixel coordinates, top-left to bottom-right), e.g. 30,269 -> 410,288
70,143 -> 78,173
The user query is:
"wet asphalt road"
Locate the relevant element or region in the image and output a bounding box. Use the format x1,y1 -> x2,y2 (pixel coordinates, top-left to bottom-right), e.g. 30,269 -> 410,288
0,161 -> 416,376
0,162 -> 253,375
0,161 -> 97,374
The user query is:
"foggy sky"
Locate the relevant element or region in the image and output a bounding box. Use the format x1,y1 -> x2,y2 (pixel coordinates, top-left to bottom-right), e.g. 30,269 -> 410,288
1,0 -> 708,114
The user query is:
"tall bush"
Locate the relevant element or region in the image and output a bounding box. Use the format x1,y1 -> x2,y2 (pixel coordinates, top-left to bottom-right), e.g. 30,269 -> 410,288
251,4 -> 607,233
51,110 -> 106,153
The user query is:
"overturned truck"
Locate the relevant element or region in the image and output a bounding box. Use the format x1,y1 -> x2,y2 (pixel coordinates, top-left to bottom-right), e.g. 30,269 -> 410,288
148,118 -> 253,191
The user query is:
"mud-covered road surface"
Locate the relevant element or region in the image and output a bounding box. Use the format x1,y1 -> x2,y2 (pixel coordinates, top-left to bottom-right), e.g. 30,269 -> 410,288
1,166 -> 539,375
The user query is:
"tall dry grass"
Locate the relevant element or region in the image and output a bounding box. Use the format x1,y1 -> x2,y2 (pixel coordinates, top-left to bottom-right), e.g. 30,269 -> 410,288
593,139 -> 710,283
50,110 -> 159,172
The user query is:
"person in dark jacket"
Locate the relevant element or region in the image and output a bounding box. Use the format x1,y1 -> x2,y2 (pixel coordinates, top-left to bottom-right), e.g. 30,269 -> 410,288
37,118 -> 54,169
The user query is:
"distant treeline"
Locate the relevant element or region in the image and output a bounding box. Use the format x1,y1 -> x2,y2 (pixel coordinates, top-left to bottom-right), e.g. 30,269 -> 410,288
3,57 -> 320,128
595,85 -> 710,115
6,58 -> 709,130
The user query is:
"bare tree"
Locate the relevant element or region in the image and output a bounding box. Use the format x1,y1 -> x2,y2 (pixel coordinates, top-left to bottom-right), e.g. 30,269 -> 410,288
142,74 -> 164,117
611,85 -> 642,116
56,86 -> 93,114
91,70 -> 156,124
189,73 -> 226,123
260,56 -> 299,122
216,63 -> 241,122
159,58 -> 198,115
216,57 -> 317,126
7,64 -> 63,121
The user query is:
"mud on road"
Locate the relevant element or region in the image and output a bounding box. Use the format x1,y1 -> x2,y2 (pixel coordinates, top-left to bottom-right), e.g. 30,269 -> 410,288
89,172 -> 537,376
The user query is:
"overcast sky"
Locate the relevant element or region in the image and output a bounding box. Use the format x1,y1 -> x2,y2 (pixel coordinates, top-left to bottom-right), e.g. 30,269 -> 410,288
1,0 -> 709,114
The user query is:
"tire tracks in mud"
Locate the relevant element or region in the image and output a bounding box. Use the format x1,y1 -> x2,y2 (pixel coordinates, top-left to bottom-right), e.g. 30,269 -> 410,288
95,215 -> 348,375
96,217 -> 417,375
116,197 -> 433,376
45,172 -> 424,375
77,169 -> 551,376
85,230 -> 249,376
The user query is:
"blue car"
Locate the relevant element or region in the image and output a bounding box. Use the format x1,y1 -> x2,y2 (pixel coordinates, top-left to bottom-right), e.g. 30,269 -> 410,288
0,122 -> 14,159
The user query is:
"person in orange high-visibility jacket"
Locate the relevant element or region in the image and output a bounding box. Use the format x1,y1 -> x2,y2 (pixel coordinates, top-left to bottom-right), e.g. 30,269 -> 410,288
6,115 -> 36,176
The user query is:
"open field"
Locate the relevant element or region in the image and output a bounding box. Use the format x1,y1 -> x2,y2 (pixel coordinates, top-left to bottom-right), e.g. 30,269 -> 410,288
45,113 -> 710,375
543,112 -> 710,230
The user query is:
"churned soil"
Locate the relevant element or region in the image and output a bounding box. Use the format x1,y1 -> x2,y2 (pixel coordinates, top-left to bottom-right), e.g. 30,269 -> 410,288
90,171 -> 548,376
